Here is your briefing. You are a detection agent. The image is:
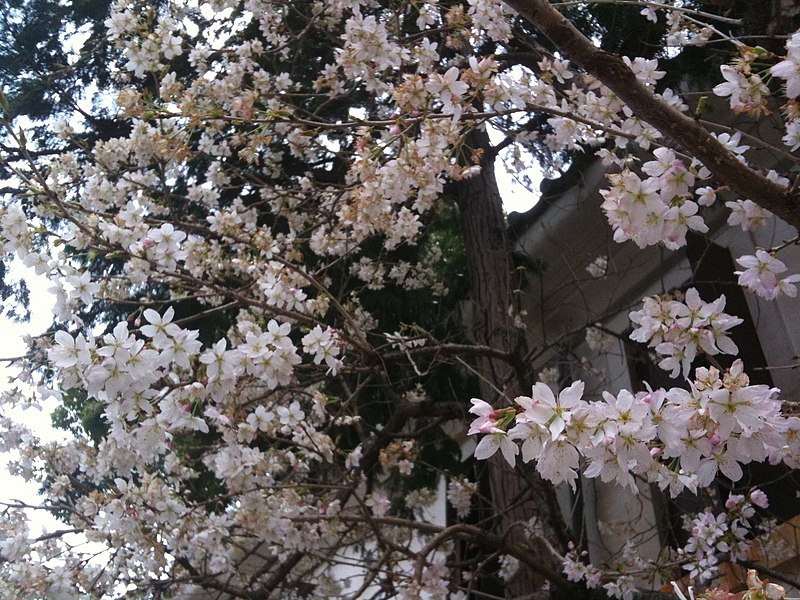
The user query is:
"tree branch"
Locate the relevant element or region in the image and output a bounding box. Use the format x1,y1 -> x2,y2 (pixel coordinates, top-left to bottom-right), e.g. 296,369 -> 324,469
502,0 -> 800,229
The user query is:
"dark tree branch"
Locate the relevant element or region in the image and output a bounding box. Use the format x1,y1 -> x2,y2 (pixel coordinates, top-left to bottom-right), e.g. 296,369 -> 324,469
502,0 -> 800,229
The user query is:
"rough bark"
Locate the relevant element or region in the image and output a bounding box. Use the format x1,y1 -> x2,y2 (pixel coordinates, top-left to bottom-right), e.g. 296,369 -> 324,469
456,127 -> 567,598
502,0 -> 800,230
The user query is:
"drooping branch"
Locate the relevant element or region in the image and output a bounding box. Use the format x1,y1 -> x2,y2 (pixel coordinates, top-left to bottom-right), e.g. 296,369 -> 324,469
502,0 -> 800,229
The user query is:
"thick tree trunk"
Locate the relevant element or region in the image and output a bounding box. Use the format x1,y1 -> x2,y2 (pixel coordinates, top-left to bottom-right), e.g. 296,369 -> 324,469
456,127 -> 567,598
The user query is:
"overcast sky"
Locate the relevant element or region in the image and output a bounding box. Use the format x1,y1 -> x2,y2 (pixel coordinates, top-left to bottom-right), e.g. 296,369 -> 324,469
0,261 -> 63,533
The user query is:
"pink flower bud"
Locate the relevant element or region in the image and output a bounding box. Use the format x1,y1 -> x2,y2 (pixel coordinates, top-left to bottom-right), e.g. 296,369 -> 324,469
478,418 -> 498,434
709,433 -> 721,446
750,488 -> 769,509
142,237 -> 155,249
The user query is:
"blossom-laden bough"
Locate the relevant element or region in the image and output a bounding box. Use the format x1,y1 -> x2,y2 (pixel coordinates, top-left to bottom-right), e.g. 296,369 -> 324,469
0,0 -> 799,598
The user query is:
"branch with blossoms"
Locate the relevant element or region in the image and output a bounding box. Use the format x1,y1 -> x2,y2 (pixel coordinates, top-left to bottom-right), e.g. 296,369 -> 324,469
503,0 -> 800,227
2,0 -> 800,598
468,284 -> 798,494
562,489 -> 780,594
473,375 -> 798,595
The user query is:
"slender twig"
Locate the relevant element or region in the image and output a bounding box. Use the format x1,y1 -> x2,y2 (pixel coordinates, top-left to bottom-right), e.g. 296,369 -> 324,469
550,0 -> 743,25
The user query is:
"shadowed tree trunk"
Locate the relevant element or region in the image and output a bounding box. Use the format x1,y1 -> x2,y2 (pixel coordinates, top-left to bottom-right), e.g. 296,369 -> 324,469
456,126 -> 568,598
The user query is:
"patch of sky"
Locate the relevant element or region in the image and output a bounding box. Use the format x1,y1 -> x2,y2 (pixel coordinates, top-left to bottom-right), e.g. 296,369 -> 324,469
487,123 -> 541,214
0,260 -> 63,534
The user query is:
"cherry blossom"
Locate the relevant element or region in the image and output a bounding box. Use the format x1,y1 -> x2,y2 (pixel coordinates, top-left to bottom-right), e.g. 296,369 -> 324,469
1,3 -> 799,598
473,430 -> 519,466
517,381 -> 584,440
735,250 -> 800,300
772,31 -> 800,98
629,288 -> 742,377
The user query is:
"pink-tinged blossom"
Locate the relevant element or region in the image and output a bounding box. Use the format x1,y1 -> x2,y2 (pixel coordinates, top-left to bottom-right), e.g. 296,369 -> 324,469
470,400 -> 522,464
447,476 -> 477,519
707,384 -> 776,439
277,400 -> 305,427
467,398 -> 500,435
677,499 -> 762,584
660,161 -> 696,202
537,57 -> 573,84
662,425 -> 712,474
750,488 -> 769,509
537,439 -> 581,489
140,307 -> 180,348
97,321 -> 136,362
695,186 -> 717,206
623,56 -> 665,87
365,491 -> 391,517
48,331 -> 93,370
714,131 -> 750,157
735,250 -> 800,300
641,147 -> 677,178
726,199 -> 771,231
771,32 -> 800,98
783,120 -> 800,152
713,65 -> 769,115
585,255 -> 608,278
777,275 -> 800,298
630,289 -> 741,378
11,4 -> 800,595
425,66 -> 469,118
161,328 -> 202,371
146,223 -> 188,270
161,34 -> 183,60
582,436 -> 643,492
302,325 -> 342,374
600,389 -> 655,439
562,548 -> 589,583
518,381 -> 585,440
663,201 -> 707,249
199,339 -> 241,381
66,271 -> 100,306
474,431 -> 519,467
508,420 -> 549,463
697,446 -> 745,486
640,6 -> 657,22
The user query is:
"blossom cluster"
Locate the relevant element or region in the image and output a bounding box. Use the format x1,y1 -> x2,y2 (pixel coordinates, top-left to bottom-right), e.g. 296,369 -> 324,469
628,288 -> 742,377
735,250 -> 800,300
1,0 -> 799,597
679,490 -> 769,582
469,360 -> 795,496
562,490 -> 772,594
716,33 -> 800,152
600,147 -> 709,250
